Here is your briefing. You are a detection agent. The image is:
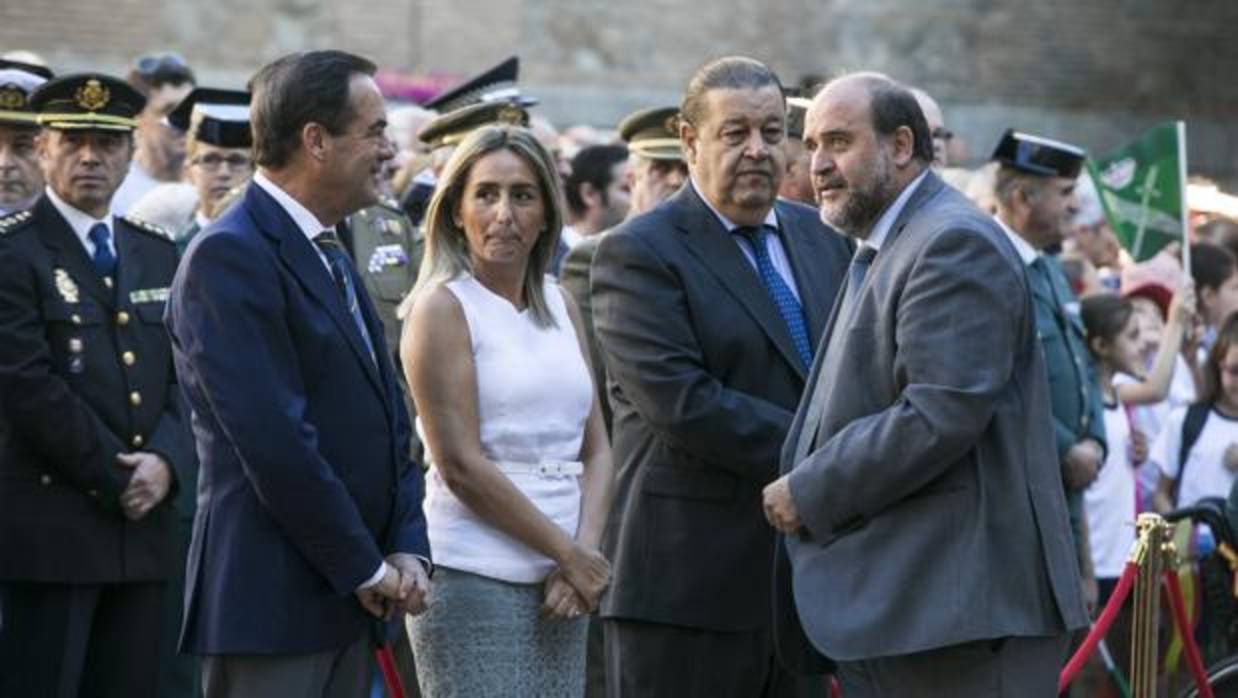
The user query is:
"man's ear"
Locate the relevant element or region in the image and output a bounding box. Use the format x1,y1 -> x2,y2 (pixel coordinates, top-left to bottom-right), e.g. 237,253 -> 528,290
580,181 -> 601,210
891,125 -> 915,167
679,120 -> 699,169
302,122 -> 328,162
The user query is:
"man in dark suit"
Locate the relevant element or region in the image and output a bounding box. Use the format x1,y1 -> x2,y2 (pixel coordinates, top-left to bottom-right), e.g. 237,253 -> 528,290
165,50 -> 431,698
592,56 -> 851,698
0,73 -> 194,698
763,72 -> 1088,697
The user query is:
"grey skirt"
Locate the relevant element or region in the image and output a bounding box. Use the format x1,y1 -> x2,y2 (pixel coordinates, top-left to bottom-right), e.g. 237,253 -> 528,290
407,567 -> 588,698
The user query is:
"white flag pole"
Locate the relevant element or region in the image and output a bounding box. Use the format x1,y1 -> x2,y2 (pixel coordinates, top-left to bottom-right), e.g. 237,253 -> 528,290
1179,121 -> 1190,277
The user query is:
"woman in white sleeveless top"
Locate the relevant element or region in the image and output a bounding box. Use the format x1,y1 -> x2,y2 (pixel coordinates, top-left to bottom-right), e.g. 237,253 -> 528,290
399,124 -> 614,697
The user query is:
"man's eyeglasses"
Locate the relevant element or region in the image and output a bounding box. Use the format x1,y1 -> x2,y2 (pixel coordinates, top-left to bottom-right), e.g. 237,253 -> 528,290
192,153 -> 253,171
931,127 -> 954,142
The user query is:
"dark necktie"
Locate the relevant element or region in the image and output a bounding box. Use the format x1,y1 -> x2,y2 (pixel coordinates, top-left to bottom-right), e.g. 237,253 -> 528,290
88,222 -> 116,277
735,225 -> 813,369
313,231 -> 377,366
834,244 -> 877,331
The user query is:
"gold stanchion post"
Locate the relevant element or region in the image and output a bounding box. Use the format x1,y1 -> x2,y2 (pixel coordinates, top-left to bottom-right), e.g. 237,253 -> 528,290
1129,513 -> 1168,697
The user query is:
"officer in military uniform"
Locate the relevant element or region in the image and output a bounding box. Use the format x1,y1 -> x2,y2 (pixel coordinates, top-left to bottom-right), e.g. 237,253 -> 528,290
0,73 -> 193,697
992,129 -> 1107,608
0,58 -> 53,215
559,104 -> 686,435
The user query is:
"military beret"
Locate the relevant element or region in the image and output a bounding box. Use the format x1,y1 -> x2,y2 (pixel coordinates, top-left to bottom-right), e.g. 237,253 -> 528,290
0,59 -> 54,126
786,96 -> 811,140
423,56 -> 537,114
617,106 -> 682,162
30,73 -> 146,132
991,129 -> 1086,179
167,87 -> 251,148
417,100 -> 531,150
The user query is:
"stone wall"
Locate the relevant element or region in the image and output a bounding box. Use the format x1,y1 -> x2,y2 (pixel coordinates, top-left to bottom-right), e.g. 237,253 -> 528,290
3,0 -> 1231,183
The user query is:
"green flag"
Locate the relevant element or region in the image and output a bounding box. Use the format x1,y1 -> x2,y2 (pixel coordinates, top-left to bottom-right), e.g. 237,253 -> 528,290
1086,121 -> 1188,262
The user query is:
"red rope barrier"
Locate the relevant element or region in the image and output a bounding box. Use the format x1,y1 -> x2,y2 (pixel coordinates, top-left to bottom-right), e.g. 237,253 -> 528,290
1059,561 -> 1139,694
375,642 -> 408,698
1163,570 -> 1215,698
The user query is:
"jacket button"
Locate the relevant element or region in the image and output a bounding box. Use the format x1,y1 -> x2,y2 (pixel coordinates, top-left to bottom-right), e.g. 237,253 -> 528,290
40,474 -> 51,486
122,351 -> 136,366
129,391 -> 142,406
71,313 -> 82,325
116,311 -> 130,326
132,434 -> 145,448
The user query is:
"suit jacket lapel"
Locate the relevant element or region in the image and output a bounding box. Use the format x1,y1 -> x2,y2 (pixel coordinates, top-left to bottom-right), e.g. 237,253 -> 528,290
672,186 -> 806,376
35,196 -> 114,308
244,184 -> 388,404
775,205 -> 838,343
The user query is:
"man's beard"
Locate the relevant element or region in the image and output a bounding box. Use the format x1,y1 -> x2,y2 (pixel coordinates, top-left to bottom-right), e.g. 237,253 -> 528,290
819,153 -> 895,238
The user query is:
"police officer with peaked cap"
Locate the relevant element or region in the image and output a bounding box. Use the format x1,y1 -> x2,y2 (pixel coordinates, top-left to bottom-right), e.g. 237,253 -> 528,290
0,73 -> 193,697
991,128 -> 1108,609
0,58 -> 53,215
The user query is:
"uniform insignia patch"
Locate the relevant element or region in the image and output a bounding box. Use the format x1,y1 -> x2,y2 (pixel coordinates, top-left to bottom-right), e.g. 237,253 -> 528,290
54,268 -> 80,304
76,78 -> 110,111
367,244 -> 409,274
129,287 -> 171,304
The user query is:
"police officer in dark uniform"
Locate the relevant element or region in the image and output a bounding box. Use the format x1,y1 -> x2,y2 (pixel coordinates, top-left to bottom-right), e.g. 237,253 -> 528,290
992,129 -> 1107,609
0,58 -> 53,216
0,73 -> 193,698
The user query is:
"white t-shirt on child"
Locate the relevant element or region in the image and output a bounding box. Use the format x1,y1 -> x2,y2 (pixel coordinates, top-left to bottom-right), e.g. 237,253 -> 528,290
1086,403 -> 1137,579
1151,405 -> 1238,508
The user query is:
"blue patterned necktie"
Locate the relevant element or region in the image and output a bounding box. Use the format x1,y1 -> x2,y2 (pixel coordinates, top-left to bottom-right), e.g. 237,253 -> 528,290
735,225 -> 813,369
313,231 -> 377,366
88,222 -> 116,277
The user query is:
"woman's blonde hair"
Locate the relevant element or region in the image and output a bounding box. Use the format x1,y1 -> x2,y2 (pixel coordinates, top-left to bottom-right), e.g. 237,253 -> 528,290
398,124 -> 564,327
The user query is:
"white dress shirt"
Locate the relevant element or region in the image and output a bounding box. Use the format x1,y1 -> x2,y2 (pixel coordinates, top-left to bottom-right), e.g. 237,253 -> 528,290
46,186 -> 116,261
692,178 -> 802,303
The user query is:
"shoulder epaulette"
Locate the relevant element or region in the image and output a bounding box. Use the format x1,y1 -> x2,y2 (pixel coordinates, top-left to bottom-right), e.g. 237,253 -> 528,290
121,215 -> 175,243
0,209 -> 33,236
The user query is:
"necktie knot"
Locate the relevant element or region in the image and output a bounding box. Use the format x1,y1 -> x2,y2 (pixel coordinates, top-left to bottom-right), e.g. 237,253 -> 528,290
88,222 -> 116,277
314,230 -> 343,250
735,224 -> 772,248
854,244 -> 877,265
88,222 -> 111,247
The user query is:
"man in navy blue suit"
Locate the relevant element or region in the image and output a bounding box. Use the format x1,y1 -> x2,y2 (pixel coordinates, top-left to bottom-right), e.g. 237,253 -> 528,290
165,50 -> 431,697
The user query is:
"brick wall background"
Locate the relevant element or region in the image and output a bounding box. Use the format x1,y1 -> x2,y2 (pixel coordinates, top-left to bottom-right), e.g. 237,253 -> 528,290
3,0 -> 1231,184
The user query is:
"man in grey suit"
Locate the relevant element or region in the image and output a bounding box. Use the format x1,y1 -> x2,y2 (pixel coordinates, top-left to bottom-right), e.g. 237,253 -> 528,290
762,72 -> 1088,696
592,56 -> 851,698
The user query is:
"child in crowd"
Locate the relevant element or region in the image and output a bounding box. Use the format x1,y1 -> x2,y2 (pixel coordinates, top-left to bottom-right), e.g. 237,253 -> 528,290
1153,312 -> 1238,512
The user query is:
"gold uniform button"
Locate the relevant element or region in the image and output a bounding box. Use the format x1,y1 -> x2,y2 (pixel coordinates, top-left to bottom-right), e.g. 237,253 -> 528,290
116,311 -> 130,326
129,391 -> 142,406
71,314 -> 82,325
39,474 -> 52,486
122,351 -> 136,366
131,434 -> 144,447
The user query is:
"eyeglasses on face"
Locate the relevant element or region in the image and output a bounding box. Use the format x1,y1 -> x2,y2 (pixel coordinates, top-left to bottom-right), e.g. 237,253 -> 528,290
192,153 -> 252,170
931,127 -> 954,142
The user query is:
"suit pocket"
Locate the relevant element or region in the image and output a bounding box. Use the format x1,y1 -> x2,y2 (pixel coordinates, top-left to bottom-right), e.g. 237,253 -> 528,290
642,465 -> 735,502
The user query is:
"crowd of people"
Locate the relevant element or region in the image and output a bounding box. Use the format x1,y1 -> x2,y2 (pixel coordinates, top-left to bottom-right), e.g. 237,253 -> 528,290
0,43 -> 1236,698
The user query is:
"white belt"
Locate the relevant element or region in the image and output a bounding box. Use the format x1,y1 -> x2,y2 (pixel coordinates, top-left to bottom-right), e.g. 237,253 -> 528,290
493,460 -> 584,477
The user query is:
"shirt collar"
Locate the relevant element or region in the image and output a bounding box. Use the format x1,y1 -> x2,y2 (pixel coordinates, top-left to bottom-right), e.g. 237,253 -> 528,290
863,169 -> 929,252
253,170 -> 332,244
994,215 -> 1039,266
45,185 -> 111,251
690,178 -> 779,233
